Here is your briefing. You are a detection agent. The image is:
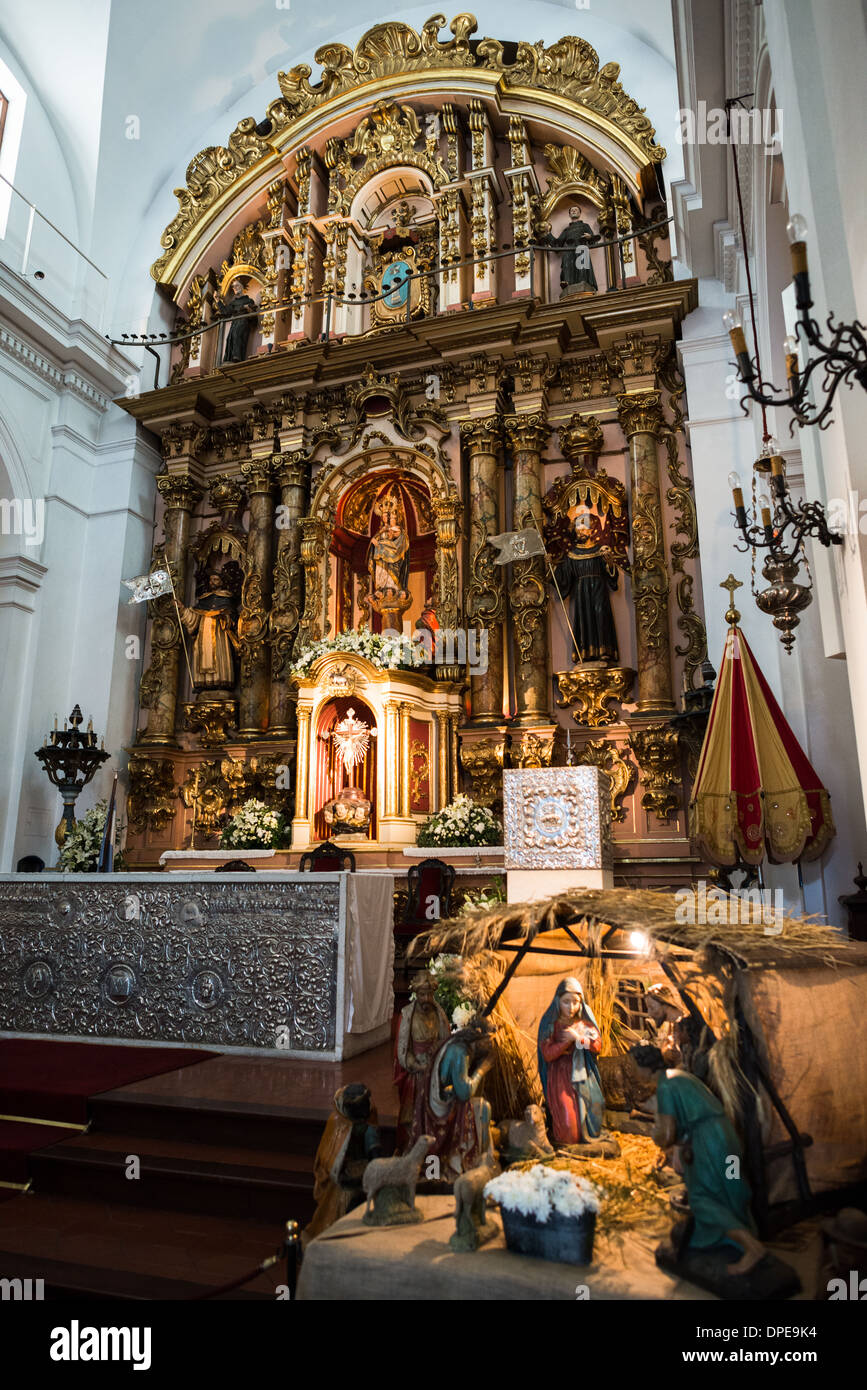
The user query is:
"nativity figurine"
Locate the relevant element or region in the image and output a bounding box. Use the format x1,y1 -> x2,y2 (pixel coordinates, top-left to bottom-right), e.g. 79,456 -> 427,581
303,1083 -> 382,1246
629,1044 -> 765,1275
394,970 -> 451,1152
417,1016 -> 496,1180
537,977 -> 605,1146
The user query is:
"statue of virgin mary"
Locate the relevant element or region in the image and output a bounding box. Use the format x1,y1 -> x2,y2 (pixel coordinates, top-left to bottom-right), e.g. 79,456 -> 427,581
537,977 -> 606,1146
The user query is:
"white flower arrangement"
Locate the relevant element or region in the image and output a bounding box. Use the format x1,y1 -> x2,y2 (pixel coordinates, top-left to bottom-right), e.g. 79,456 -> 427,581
416,794 -> 502,849
290,625 -> 427,679
414,953 -> 477,1029
220,798 -> 289,849
57,800 -> 123,872
484,1166 -> 601,1223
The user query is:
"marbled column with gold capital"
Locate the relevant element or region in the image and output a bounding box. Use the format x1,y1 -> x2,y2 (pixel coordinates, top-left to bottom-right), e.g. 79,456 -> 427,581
139,474 -> 202,745
237,459 -> 276,738
617,390 -> 675,712
504,412 -> 551,725
460,417 -> 505,724
270,451 -> 308,736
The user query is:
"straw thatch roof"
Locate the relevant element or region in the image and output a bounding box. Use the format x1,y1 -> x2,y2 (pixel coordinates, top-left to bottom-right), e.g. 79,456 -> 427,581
409,887 -> 858,972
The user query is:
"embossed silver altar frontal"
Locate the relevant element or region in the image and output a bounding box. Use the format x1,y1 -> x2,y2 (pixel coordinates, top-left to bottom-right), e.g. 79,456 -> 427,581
0,876 -> 342,1054
503,767 -> 613,871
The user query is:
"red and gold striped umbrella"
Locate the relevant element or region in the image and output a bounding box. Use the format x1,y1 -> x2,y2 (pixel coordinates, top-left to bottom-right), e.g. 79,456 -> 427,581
690,588 -> 835,867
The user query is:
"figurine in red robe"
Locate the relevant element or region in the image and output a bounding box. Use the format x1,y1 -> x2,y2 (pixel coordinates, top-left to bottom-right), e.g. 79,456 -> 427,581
537,977 -> 605,1145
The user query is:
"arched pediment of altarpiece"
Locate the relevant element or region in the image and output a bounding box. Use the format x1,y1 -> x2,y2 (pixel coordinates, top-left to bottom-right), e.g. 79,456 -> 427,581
297,446 -> 461,649
151,13 -> 666,291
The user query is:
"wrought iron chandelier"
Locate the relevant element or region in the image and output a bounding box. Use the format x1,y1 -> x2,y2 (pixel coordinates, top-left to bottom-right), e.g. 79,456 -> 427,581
35,705 -> 110,847
723,213 -> 867,431
720,97 -> 847,652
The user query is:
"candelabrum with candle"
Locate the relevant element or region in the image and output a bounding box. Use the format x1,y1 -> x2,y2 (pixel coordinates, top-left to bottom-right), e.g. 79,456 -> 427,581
723,213 -> 867,432
35,705 -> 110,847
726,441 -> 842,652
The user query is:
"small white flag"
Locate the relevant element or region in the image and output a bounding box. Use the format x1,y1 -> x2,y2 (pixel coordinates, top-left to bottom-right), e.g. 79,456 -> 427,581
488,528 -> 547,564
122,569 -> 172,604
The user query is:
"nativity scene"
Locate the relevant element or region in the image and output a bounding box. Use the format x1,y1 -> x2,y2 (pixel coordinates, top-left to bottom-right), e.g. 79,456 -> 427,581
0,3 -> 864,1326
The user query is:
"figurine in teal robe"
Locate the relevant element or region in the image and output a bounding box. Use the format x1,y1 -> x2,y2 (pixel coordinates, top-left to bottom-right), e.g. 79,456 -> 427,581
631,1044 -> 766,1274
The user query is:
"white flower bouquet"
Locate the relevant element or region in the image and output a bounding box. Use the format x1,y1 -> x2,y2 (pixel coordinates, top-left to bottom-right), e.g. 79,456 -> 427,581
485,1164 -> 600,1264
57,800 -> 123,872
485,1166 -> 600,1222
416,794 -> 502,849
220,798 -> 289,849
290,625 -> 427,679
418,953 -> 476,1028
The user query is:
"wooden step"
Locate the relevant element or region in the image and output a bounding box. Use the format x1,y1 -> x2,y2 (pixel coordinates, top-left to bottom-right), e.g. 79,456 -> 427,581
29,1131 -> 316,1225
0,1193 -> 290,1300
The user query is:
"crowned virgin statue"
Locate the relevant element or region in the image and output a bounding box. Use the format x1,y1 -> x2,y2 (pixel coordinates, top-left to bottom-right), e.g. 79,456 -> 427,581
537,977 -> 605,1146
366,487 -> 411,628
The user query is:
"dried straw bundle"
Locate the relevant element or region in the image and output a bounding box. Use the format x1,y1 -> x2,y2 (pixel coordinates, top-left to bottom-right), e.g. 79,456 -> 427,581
511,1132 -> 674,1238
410,886 -> 852,969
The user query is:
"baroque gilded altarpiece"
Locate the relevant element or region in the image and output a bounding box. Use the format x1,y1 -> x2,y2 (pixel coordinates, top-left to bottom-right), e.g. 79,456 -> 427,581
120,14 -> 711,886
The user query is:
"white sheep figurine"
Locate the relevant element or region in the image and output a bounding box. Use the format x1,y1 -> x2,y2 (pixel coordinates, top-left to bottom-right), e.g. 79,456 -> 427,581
362,1135 -> 435,1226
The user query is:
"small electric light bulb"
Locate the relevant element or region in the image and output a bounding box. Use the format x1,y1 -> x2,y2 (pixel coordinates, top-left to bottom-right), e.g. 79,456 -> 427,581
722,310 -> 741,333
786,213 -> 808,245
783,334 -> 798,356
728,471 -> 742,491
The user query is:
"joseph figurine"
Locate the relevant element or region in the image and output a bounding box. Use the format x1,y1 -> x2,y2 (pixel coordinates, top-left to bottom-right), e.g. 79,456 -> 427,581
178,572 -> 239,691
630,1044 -> 766,1275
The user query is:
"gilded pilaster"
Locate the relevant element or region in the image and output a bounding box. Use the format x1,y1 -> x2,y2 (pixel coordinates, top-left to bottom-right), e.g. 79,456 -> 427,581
270,451 -> 308,735
504,412 -> 551,725
617,391 -> 675,712
399,702 -> 412,819
460,416 -> 505,724
139,474 -> 202,746
294,704 -> 312,821
237,459 -> 276,738
437,710 -> 450,810
384,700 -> 400,818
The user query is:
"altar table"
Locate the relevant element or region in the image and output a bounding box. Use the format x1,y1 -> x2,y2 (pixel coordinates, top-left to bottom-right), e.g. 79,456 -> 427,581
0,871 -> 394,1060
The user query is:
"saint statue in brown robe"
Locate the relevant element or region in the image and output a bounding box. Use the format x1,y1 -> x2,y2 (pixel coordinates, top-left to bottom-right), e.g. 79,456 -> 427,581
178,572 -> 239,691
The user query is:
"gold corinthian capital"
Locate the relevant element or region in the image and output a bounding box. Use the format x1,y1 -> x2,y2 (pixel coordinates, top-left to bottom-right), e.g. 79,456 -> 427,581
503,412 -> 551,454
460,417 -> 503,454
616,390 -> 665,439
156,474 -> 203,512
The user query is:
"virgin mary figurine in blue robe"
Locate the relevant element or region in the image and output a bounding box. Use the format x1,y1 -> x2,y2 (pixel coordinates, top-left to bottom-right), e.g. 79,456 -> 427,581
537,977 -> 606,1145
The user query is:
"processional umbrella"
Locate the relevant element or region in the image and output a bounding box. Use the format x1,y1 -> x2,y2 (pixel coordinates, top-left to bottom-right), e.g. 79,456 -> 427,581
689,576 -> 835,866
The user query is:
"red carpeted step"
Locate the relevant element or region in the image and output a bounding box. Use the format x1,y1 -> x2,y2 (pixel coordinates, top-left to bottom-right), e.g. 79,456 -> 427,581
0,1120 -> 73,1184
29,1130 -> 317,1225
0,1193 -> 288,1299
0,1040 -> 217,1124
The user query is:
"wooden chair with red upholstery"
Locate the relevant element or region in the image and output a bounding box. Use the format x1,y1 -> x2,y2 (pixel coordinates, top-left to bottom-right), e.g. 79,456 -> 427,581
299,841 -> 357,873
398,857 -> 454,936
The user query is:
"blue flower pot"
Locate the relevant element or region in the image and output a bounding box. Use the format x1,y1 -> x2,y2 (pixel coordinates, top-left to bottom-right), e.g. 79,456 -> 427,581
499,1206 -> 596,1265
